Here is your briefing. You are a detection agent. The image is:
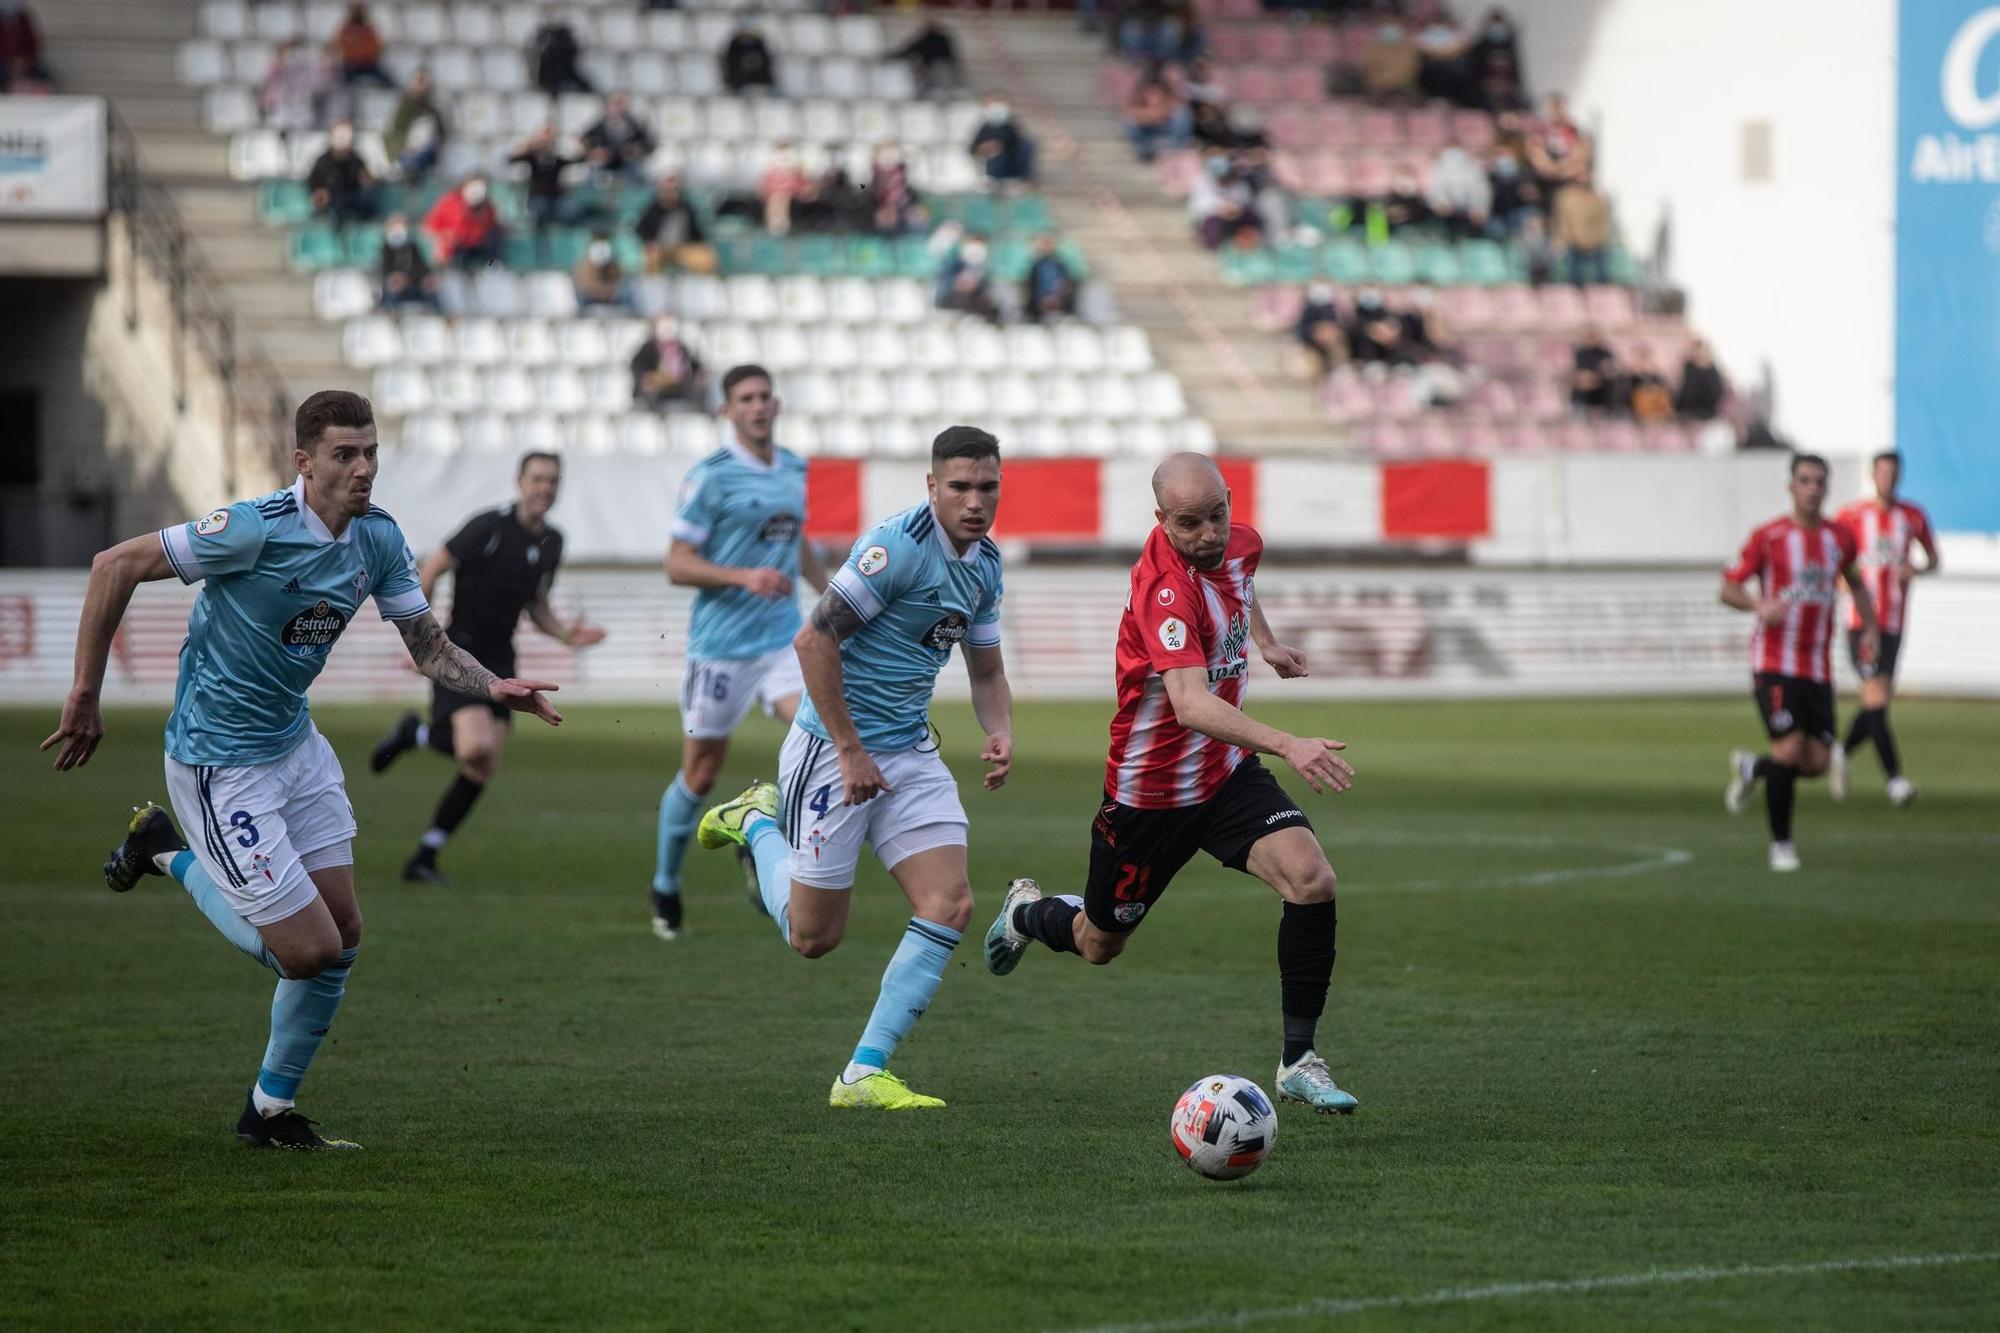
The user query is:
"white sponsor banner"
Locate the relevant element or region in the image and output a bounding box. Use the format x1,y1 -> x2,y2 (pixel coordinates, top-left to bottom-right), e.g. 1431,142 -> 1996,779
3,567 -> 1993,707
0,97 -> 107,218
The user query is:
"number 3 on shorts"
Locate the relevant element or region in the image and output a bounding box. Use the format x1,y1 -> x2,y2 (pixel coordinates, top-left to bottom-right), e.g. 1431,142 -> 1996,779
229,810 -> 261,848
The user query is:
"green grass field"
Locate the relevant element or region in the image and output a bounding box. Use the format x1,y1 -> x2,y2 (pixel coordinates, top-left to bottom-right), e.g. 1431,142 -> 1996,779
4,697 -> 1998,1331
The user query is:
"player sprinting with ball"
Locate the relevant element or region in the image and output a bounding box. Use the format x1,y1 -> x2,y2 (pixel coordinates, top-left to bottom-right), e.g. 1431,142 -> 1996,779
983,453 -> 1361,1114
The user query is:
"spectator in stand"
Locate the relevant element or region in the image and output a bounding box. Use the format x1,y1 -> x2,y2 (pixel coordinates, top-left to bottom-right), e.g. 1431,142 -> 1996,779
1189,151 -> 1264,250
582,92 -> 657,182
1118,0 -> 1199,65
868,141 -> 921,235
631,315 -> 704,411
1124,66 -> 1191,165
1527,92 -> 1592,187
261,38 -> 327,136
636,174 -> 717,275
333,4 -> 394,89
1413,8 -> 1470,104
971,98 -> 1038,191
307,121 -> 377,229
1382,168 -> 1434,233
511,124 -> 587,253
890,18 -> 963,99
1551,173 -> 1612,286
1569,328 -> 1617,412
1183,55 -> 1226,119
1361,20 -> 1422,103
721,19 -> 776,94
1468,7 -> 1524,108
0,1 -> 53,92
385,68 -> 447,182
1022,233 -> 1080,323
1624,348 -> 1675,423
424,176 -> 504,270
1346,289 -> 1412,368
572,232 -> 632,312
1400,287 -> 1467,405
935,232 -> 1001,323
759,142 -> 808,236
1427,145 -> 1491,237
1295,283 -> 1347,378
530,13 -> 593,96
1485,146 -> 1542,237
1676,339 -> 1728,420
1515,209 -> 1556,285
377,213 -> 442,311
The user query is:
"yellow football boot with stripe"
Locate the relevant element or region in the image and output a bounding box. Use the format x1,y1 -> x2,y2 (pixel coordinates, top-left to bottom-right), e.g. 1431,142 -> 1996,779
828,1069 -> 946,1110
697,781 -> 779,850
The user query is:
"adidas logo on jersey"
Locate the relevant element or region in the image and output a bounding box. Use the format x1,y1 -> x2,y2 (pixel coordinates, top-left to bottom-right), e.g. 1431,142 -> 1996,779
281,577 -> 303,594
921,590 -> 942,606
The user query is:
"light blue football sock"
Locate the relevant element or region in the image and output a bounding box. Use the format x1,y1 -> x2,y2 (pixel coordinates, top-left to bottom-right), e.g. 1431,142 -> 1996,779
652,773 -> 702,894
852,918 -> 961,1071
745,812 -> 793,943
168,850 -> 283,975
257,945 -> 357,1104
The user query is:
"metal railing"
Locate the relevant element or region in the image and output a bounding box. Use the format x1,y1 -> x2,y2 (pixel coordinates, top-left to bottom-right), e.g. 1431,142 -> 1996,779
106,106 -> 290,492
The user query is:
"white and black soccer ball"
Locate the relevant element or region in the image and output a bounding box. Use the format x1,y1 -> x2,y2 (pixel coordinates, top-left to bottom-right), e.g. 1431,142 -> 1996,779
1170,1074 -> 1277,1180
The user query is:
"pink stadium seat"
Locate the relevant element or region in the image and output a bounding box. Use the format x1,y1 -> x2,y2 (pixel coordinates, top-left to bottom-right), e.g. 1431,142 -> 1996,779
1251,26 -> 1292,63
1599,420 -> 1645,453
1302,151 -> 1348,196
1523,377 -> 1568,420
1584,285 -> 1638,329
1532,337 -> 1574,376
1411,419 -> 1460,456
1315,104 -> 1359,148
1359,110 -> 1403,147
1644,423 -> 1694,452
1405,109 -> 1450,151
1490,285 -> 1540,332
1364,421 -> 1416,457
1155,149 -> 1202,195
1100,63 -> 1137,104
1337,26 -> 1374,63
1219,0 -> 1260,19
1537,284 -> 1587,332
1502,422 -> 1550,452
1554,420 -> 1598,452
1472,378 -> 1520,418
1347,154 -> 1392,196
1459,334 -> 1515,373
1298,26 -> 1341,64
1461,419 -> 1503,456
1320,372 -> 1373,424
1279,66 -> 1326,103
1268,109 -> 1316,150
1452,110 -> 1497,151
1209,27 -> 1252,62
1232,65 -> 1282,104
1254,285 -> 1305,332
1374,375 -> 1422,420
1442,285 -> 1495,328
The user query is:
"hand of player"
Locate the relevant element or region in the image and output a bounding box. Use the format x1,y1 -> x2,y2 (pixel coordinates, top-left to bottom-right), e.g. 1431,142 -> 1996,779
739,567 -> 793,601
1261,642 -> 1310,679
1278,735 -> 1353,795
1756,598 -> 1788,627
40,689 -> 105,771
490,677 -> 563,726
979,732 -> 1013,790
1899,561 -> 1921,584
566,617 -> 607,648
838,746 -> 893,805
1859,627 -> 1880,667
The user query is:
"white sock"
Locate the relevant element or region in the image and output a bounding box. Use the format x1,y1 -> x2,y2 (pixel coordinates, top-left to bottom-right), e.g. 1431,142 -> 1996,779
414,723 -> 430,748
151,852 -> 178,874
1740,754 -> 1757,782
251,1084 -> 294,1118
841,1059 -> 882,1085
420,828 -> 448,851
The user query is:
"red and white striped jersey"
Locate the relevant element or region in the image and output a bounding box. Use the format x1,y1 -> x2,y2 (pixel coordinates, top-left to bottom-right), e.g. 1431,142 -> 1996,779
1834,498 -> 1933,635
1722,515 -> 1858,683
1105,523 -> 1262,809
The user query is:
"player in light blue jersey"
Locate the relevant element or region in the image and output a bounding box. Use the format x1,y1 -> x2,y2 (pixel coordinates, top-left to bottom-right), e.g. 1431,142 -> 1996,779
650,365 -> 827,939
42,390 -> 562,1150
697,426 -> 1013,1109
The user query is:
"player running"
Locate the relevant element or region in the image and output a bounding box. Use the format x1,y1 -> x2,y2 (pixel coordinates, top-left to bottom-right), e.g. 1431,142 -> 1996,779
41,391 -> 561,1149
1829,449 -> 1937,807
1720,453 -> 1878,872
982,453 -> 1361,1115
697,426 -> 1012,1110
370,450 -> 605,884
649,365 -> 827,940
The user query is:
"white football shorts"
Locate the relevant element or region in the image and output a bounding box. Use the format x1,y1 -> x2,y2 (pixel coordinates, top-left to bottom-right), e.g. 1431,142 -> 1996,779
775,722 -> 969,890
680,646 -> 805,740
164,722 -> 356,927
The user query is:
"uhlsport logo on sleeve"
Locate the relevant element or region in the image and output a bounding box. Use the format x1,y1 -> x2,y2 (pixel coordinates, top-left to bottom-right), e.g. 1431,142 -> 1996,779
195,509 -> 230,536
857,544 -> 890,576
1158,617 -> 1188,651
1157,587 -> 1175,606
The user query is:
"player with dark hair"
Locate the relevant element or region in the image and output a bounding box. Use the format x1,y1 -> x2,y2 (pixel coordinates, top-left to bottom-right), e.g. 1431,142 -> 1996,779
43,390 -> 561,1149
648,364 -> 827,940
980,452 -> 1360,1115
370,450 -> 605,883
697,426 -> 1013,1110
1721,453 -> 1879,872
1829,449 -> 1937,807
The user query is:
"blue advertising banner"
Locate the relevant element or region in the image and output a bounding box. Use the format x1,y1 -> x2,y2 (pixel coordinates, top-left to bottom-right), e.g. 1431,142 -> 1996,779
1897,1 -> 2000,533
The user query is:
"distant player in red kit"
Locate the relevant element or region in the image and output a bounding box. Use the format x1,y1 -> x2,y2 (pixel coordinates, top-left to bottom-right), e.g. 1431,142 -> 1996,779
981,453 -> 1362,1114
1829,450 -> 1937,807
1721,453 -> 1879,873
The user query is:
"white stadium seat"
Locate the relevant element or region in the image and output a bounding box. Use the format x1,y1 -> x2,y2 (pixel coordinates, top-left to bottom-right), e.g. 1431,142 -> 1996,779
251,4 -> 301,44
200,1 -> 249,41
202,86 -> 259,134
343,316 -> 402,368
315,269 -> 376,322
179,40 -> 229,85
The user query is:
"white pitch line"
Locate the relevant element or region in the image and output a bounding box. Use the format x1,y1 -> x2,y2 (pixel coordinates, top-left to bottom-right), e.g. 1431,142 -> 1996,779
1058,1250 -> 2000,1333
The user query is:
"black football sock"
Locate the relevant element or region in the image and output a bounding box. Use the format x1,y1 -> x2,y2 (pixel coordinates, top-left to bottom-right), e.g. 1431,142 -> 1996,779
1278,899 -> 1337,1065
1013,896 -> 1082,954
1751,756 -> 1788,781
1843,711 -> 1874,758
418,775 -> 486,860
1870,709 -> 1903,778
1762,762 -> 1797,842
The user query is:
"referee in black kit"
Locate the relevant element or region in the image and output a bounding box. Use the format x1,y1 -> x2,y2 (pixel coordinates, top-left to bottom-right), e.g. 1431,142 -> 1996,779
372,451 -> 606,883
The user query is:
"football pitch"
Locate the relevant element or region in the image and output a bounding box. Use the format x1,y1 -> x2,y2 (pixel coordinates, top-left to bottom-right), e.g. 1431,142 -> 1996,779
4,696 -> 1998,1330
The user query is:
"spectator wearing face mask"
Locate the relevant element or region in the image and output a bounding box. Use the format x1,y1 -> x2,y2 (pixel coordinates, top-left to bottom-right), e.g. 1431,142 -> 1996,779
1346,289 -> 1412,368
581,92 -> 657,183
1526,92 -> 1592,188
424,176 -> 504,269
260,38 -> 328,136
333,4 -> 394,89
1676,339 -> 1728,421
890,19 -> 962,99
1569,327 -> 1617,412
1362,21 -> 1421,102
307,120 -> 377,229
1124,67 -> 1191,165
631,316 -> 705,411
1427,146 -> 1491,238
530,14 -> 593,96
377,213 -> 441,311
636,174 -> 717,275
1624,348 -> 1674,423
572,232 -> 632,312
869,142 -> 921,235
971,99 -> 1037,190
510,124 -> 588,257
1486,147 -> 1541,237
1381,168 -> 1434,233
1295,283 -> 1347,378
936,232 -> 1001,323
759,142 -> 809,236
1022,233 -> 1080,323
385,68 -> 448,182
1550,172 -> 1613,286
722,20 -> 776,94
0,0 -> 54,92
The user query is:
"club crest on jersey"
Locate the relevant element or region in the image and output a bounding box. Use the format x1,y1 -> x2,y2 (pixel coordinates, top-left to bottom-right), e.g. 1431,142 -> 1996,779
1158,617 -> 1188,651
280,599 -> 348,658
1114,902 -> 1147,925
759,513 -> 801,545
1157,587 -> 1175,607
921,611 -> 970,651
195,509 -> 230,536
250,851 -> 276,884
857,544 -> 890,577
351,569 -> 369,601
806,826 -> 828,860
1781,564 -> 1836,605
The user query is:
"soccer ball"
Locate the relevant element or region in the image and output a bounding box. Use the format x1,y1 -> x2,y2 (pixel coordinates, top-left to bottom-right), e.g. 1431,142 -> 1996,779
1170,1074 -> 1277,1180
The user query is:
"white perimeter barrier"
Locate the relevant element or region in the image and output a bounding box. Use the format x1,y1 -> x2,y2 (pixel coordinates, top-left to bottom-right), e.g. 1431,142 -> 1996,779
2,566 -> 1993,706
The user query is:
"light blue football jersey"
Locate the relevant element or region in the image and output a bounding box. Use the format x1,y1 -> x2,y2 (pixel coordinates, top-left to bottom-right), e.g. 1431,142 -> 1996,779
159,478 -> 429,767
796,502 -> 1004,753
670,440 -> 809,661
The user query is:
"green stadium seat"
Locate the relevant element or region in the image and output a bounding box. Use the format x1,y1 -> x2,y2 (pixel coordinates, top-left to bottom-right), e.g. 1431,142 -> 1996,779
1219,248 -> 1277,286
1416,242 -> 1463,285
893,235 -> 934,278
613,231 -> 646,273
1367,240 -> 1418,285
848,236 -> 896,278
1275,245 -> 1318,284
288,225 -> 345,270
345,224 -> 384,266
713,233 -> 756,275
258,180 -> 312,225
1003,194 -> 1053,234
1610,248 -> 1645,285
794,234 -> 843,276
956,194 -> 998,236
1321,238 -> 1370,284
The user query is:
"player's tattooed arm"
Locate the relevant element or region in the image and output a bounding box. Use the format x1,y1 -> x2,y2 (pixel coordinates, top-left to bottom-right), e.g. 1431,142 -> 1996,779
807,586 -> 869,642
396,611 -> 500,698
